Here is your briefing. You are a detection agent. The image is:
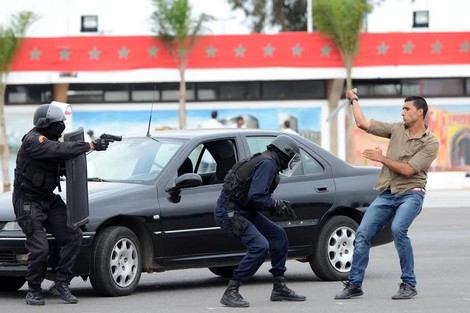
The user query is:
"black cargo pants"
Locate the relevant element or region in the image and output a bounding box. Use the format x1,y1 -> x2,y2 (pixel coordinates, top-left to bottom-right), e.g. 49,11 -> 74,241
12,192 -> 82,289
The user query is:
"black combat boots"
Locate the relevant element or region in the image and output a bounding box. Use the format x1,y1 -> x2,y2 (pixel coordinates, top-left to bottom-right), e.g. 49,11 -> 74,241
25,288 -> 45,305
270,275 -> 307,301
48,281 -> 78,304
220,279 -> 250,307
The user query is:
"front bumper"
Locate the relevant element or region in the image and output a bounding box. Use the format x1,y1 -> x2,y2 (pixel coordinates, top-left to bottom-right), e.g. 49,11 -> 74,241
0,231 -> 95,277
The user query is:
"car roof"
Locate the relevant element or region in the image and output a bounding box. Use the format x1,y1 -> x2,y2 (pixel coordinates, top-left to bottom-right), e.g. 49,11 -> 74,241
128,128 -> 284,140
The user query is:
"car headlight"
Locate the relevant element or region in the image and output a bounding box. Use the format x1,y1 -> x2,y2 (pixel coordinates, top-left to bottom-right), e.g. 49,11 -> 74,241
2,221 -> 22,231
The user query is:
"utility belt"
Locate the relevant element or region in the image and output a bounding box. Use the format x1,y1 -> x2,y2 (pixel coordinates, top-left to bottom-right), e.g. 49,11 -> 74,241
14,188 -> 51,201
217,197 -> 236,212
217,197 -> 250,237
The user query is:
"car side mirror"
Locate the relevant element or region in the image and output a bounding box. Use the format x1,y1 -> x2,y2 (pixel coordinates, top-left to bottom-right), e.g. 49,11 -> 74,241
165,173 -> 202,193
165,173 -> 203,203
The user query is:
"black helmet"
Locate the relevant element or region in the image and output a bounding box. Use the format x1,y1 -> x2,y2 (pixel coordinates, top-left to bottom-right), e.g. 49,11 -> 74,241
268,135 -> 300,160
33,103 -> 66,128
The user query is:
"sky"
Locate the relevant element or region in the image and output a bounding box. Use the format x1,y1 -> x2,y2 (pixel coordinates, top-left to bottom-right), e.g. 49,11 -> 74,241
190,0 -> 251,35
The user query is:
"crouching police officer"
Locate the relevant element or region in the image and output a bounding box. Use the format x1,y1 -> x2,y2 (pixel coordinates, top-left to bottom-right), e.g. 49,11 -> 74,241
12,103 -> 109,305
214,135 -> 306,307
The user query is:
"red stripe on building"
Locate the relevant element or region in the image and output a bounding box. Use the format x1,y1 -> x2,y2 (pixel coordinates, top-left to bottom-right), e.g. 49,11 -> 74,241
11,32 -> 470,72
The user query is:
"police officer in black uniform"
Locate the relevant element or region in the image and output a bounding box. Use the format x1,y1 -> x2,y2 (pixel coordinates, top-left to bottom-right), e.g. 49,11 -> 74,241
214,135 -> 306,307
12,103 -> 109,305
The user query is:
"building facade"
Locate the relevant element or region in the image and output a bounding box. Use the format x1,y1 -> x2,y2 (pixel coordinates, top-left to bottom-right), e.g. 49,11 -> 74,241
2,0 -> 470,171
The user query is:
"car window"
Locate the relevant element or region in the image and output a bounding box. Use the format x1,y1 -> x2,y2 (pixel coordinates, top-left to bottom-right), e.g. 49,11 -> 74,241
300,148 -> 324,175
246,136 -> 323,176
185,139 -> 237,185
191,144 -> 216,174
246,136 -> 273,155
87,138 -> 184,182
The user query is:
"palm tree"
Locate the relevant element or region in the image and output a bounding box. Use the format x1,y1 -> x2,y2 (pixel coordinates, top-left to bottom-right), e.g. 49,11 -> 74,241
150,0 -> 212,129
0,11 -> 37,192
312,0 -> 371,161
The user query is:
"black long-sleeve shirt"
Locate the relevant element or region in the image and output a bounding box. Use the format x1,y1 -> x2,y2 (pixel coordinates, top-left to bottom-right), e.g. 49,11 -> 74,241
13,129 -> 91,198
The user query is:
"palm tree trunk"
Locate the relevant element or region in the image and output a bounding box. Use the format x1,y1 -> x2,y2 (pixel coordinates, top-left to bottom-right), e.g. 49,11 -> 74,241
0,83 -> 12,191
344,61 -> 356,164
178,62 -> 187,129
327,79 -> 344,155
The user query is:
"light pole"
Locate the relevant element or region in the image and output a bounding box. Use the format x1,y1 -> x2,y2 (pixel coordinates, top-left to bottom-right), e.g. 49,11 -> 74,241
307,0 -> 313,32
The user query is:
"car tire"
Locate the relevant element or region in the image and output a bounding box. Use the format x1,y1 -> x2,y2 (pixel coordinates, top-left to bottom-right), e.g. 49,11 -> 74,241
208,265 -> 237,278
0,276 -> 25,292
90,226 -> 142,296
309,215 -> 358,281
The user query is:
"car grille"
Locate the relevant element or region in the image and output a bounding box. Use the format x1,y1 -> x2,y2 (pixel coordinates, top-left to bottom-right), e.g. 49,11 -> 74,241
0,251 -> 17,263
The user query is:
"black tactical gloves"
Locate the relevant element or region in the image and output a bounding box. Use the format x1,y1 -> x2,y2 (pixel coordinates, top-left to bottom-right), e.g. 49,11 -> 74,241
269,199 -> 297,219
270,199 -> 290,216
92,138 -> 109,151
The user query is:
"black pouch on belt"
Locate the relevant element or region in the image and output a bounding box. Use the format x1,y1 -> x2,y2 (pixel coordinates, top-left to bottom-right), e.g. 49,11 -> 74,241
16,203 -> 34,235
231,215 -> 251,238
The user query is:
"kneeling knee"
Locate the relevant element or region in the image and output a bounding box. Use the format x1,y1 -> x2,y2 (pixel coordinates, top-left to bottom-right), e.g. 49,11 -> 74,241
251,240 -> 269,256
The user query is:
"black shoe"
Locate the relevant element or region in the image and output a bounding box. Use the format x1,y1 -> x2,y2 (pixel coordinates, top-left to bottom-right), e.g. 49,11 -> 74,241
334,281 -> 363,299
49,282 -> 78,304
391,282 -> 417,300
270,275 -> 306,301
220,280 -> 250,307
25,289 -> 45,305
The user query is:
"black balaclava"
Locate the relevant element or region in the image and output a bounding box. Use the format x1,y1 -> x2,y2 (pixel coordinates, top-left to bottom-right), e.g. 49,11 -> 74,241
270,146 -> 290,170
38,121 -> 66,140
278,153 -> 290,170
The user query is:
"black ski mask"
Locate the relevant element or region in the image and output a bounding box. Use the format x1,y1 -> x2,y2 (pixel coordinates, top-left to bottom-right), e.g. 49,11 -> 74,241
38,121 -> 66,140
270,147 -> 290,170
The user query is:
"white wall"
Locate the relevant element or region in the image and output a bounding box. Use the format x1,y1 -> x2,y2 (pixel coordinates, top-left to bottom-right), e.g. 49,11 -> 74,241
366,0 -> 470,32
0,0 -> 154,36
0,0 -> 246,36
1,0 -> 470,37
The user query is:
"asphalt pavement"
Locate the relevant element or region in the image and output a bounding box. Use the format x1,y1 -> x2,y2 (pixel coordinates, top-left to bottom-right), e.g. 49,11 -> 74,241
426,170 -> 470,191
0,172 -> 468,312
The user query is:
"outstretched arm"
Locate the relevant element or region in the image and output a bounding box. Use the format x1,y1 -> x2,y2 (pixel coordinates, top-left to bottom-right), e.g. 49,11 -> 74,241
346,89 -> 371,132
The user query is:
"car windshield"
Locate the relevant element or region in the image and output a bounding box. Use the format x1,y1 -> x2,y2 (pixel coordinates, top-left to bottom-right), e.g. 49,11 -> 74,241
87,137 -> 185,182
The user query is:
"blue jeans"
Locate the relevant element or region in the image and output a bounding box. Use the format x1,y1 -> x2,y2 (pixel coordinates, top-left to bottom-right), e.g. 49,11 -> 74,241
214,206 -> 288,282
348,190 -> 424,287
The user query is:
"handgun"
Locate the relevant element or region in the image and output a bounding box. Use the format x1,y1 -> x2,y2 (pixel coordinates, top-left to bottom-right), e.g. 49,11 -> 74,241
100,133 -> 122,143
283,201 -> 297,219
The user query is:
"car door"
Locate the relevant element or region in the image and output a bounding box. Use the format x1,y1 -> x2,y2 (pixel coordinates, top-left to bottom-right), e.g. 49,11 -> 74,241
156,136 -> 247,263
243,135 -> 336,254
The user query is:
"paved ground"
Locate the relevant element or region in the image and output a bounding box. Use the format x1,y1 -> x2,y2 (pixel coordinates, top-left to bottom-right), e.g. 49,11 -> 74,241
2,193 -> 469,313
426,171 -> 470,191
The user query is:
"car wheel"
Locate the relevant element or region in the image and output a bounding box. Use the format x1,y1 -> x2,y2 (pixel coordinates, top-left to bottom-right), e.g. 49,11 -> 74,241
208,266 -> 237,278
0,276 -> 25,292
309,215 -> 358,281
90,226 -> 142,296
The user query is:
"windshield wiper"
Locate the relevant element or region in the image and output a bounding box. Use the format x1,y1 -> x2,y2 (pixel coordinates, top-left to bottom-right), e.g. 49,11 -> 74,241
88,177 -> 110,182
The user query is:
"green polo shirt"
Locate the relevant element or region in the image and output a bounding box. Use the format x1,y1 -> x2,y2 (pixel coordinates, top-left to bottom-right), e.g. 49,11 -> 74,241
368,120 -> 439,194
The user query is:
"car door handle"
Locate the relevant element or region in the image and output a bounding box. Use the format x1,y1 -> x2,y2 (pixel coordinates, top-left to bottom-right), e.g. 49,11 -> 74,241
314,186 -> 328,193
